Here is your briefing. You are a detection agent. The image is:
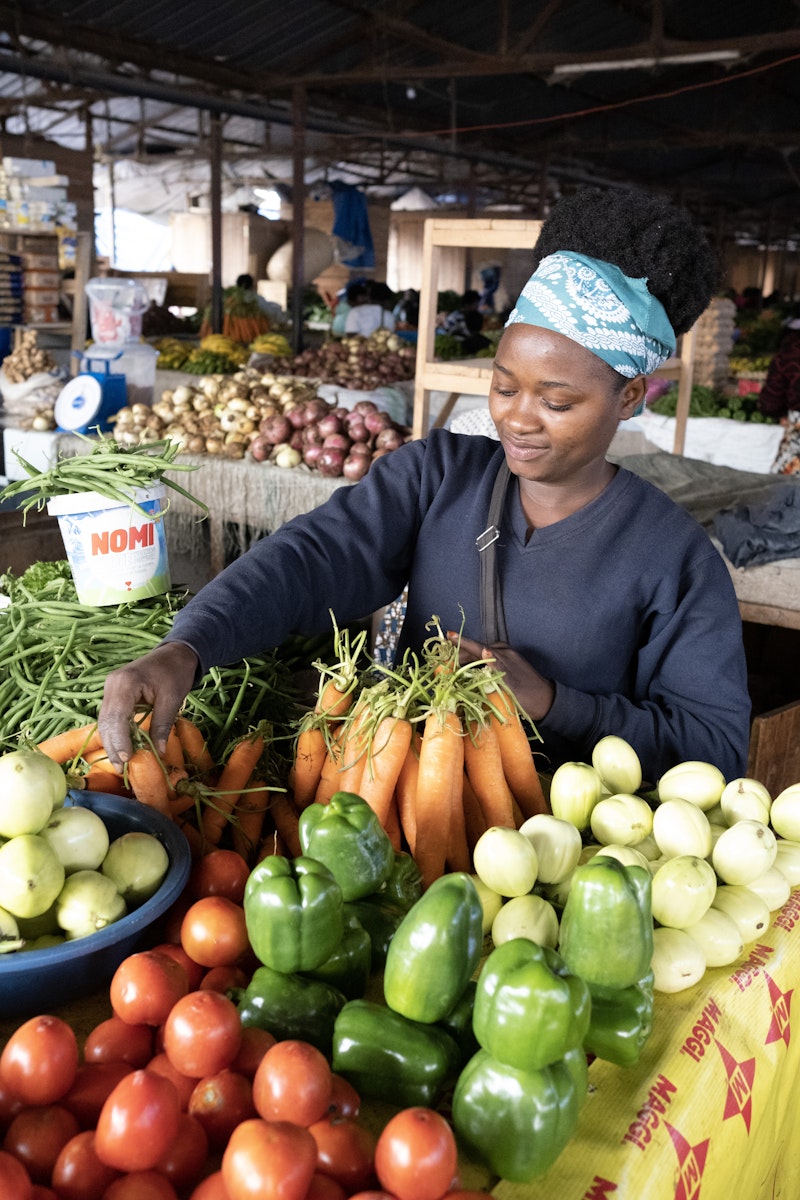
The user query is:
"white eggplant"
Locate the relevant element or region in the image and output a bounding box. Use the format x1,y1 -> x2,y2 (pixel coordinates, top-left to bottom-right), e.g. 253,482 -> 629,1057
657,761 -> 726,811
651,855 -> 717,929
590,794 -> 653,846
652,797 -> 712,860
651,927 -> 707,994
518,813 -> 582,884
711,819 -> 777,886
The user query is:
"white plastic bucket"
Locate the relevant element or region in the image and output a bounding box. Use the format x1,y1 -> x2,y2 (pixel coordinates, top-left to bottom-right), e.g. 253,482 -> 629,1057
47,485 -> 171,606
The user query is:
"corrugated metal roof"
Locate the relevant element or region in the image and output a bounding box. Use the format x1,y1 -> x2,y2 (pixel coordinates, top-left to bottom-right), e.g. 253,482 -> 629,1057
0,0 -> 798,244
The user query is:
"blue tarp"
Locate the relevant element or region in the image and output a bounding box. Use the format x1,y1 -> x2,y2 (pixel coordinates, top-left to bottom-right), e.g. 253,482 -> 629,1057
331,181 -> 375,268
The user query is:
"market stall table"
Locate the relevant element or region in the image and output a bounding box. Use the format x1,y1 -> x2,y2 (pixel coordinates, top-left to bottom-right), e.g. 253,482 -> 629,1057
2,890 -> 800,1199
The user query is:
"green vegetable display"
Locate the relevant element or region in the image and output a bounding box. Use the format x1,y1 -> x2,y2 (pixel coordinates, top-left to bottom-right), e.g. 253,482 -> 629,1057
452,1045 -> 589,1183
343,893 -> 408,969
300,910 -> 372,1000
298,791 -> 395,901
583,970 -> 655,1068
243,854 -> 344,974
558,855 -> 654,990
381,850 -> 424,911
236,965 -> 347,1055
331,998 -> 462,1108
472,939 -> 591,1073
383,871 -> 484,1023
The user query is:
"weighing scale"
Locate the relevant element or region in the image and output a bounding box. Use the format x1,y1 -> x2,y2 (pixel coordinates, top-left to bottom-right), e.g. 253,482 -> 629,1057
54,350 -> 128,435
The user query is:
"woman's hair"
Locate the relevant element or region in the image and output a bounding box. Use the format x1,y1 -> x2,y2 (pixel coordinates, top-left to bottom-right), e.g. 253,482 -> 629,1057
530,187 -> 720,335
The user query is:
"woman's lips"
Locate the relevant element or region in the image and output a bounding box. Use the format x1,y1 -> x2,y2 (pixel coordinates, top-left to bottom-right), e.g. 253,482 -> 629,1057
502,435 -> 548,461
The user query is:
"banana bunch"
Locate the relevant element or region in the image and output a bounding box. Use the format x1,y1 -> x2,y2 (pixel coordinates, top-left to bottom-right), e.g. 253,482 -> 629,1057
250,332 -> 292,357
200,334 -> 249,365
153,337 -> 192,370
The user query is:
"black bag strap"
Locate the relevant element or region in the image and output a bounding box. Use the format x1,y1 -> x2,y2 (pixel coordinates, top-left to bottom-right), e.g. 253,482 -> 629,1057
477,460 -> 511,645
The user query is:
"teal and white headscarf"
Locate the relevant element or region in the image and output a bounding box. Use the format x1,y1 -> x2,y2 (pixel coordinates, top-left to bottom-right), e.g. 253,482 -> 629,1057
506,251 -> 676,379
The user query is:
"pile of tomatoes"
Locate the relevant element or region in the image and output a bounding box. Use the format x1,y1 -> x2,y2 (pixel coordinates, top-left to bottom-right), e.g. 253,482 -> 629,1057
0,849 -> 488,1200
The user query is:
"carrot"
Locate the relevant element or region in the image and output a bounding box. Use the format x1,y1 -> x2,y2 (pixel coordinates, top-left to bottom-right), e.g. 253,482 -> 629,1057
313,614 -> 368,719
314,725 -> 347,805
292,722 -> 329,811
331,695 -> 372,795
383,792 -> 402,852
395,732 -> 421,856
201,729 -> 266,847
175,815 -> 205,862
125,748 -> 172,816
232,779 -> 270,863
83,767 -> 129,797
463,720 -> 516,829
268,792 -> 302,859
357,714 -> 413,828
414,709 -> 463,889
461,773 -> 488,851
445,753 -> 471,873
486,688 -> 549,819
175,716 -> 215,774
36,723 -> 104,764
257,827 -> 288,862
162,726 -> 186,770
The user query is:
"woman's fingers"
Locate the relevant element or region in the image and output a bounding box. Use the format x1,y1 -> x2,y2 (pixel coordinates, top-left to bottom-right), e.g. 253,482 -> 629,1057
98,643 -> 199,768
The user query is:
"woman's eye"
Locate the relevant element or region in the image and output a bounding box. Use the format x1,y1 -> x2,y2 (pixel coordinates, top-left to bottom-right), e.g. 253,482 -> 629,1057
542,398 -> 572,412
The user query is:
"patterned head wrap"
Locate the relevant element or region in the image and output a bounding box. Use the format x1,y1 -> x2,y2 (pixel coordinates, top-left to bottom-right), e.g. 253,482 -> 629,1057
505,251 -> 676,379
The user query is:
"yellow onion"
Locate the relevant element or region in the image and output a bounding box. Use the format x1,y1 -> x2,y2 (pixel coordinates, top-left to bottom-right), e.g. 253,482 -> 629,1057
711,885 -> 770,944
770,784 -> 800,841
711,819 -> 777,886
590,793 -> 653,846
591,735 -> 642,795
657,761 -> 726,811
651,797 -> 712,860
518,813 -> 582,885
651,855 -> 717,929
684,907 -> 743,967
651,927 -> 707,994
548,761 -> 604,831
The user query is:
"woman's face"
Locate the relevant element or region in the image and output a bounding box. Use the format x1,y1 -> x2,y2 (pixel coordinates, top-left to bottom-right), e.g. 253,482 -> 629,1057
488,323 -> 646,488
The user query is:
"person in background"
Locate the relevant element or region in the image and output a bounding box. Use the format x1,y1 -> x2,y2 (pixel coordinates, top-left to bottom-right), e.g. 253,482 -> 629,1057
440,289 -> 491,354
759,305 -> 800,474
344,280 -> 396,338
235,273 -> 284,324
97,186 -> 751,787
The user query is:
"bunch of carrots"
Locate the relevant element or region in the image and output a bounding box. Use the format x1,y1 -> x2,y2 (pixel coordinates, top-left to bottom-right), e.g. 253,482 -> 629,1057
289,616 -> 550,889
35,712 -> 298,867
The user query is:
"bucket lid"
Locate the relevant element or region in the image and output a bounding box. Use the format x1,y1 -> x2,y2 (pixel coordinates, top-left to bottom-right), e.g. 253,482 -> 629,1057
54,375 -> 105,431
46,483 -> 167,517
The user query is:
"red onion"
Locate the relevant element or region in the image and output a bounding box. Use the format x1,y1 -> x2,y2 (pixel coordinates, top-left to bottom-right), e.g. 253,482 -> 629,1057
323,432 -> 352,452
249,434 -> 273,462
303,443 -> 324,468
353,399 -> 379,416
343,454 -> 371,481
302,399 -> 331,426
286,406 -> 307,430
347,440 -> 373,457
317,447 -> 346,477
317,413 -> 344,438
364,410 -> 392,435
289,429 -> 305,450
375,427 -> 404,452
259,414 -> 293,444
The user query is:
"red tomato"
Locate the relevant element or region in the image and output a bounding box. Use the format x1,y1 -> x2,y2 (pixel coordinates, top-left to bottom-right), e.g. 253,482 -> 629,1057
180,896 -> 250,968
374,1107 -> 458,1200
346,1193 -> 399,1200
50,1130 -> 121,1200
188,1169 -> 232,1200
0,1075 -> 24,1132
0,1148 -> 33,1200
31,1185 -> 58,1200
153,1111 -> 209,1191
309,1113 -> 377,1192
163,989 -> 242,1078
200,964 -> 249,993
146,1052 -> 198,1110
188,1069 -> 256,1149
229,1026 -> 276,1079
2,1102 -> 79,1184
221,1118 -> 317,1200
102,1170 -> 179,1200
161,890 -> 195,945
190,850 -> 250,904
83,1015 -> 153,1067
62,1062 -> 134,1129
94,1069 -> 181,1172
328,1072 -> 361,1119
252,1040 -> 332,1127
304,1173 -> 348,1200
151,941 -> 206,990
0,1015 -> 79,1106
109,950 -> 189,1027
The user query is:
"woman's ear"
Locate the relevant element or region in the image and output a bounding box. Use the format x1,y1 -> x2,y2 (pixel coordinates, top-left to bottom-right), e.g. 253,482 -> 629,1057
619,375 -> 648,420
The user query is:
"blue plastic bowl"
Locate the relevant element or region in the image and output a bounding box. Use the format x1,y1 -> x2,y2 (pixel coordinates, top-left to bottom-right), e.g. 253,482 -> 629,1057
0,790 -> 192,1019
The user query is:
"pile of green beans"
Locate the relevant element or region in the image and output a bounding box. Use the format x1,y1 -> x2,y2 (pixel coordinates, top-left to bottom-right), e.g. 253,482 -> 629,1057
0,435 -> 208,519
0,575 -> 299,759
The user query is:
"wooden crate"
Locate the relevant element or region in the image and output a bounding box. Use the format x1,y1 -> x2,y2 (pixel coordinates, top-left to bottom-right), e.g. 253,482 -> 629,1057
747,701 -> 800,797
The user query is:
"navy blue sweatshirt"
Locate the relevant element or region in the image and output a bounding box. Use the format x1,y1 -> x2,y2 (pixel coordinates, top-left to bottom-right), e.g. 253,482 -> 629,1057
165,429 -> 751,782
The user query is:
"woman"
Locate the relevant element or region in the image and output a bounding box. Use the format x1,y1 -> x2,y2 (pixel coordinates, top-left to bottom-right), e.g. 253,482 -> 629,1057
98,187 -> 751,784
758,308 -> 800,475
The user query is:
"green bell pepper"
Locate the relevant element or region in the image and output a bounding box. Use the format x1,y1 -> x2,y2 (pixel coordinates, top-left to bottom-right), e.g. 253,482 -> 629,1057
452,1045 -> 589,1183
381,850 -> 424,911
298,792 -> 395,900
236,965 -> 347,1056
383,872 -> 484,1023
583,970 -> 655,1068
332,999 -> 462,1108
436,979 -> 479,1067
558,855 -> 653,989
301,911 -> 372,1000
343,894 -> 407,969
473,939 -> 591,1073
243,854 -> 343,974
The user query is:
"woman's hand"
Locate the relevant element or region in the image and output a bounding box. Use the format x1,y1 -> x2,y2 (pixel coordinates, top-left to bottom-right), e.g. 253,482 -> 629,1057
448,633 -> 555,721
98,642 -> 200,769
